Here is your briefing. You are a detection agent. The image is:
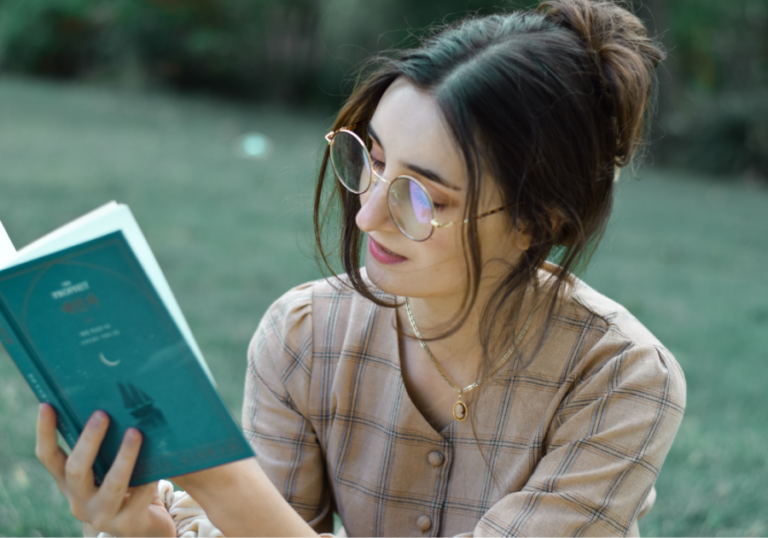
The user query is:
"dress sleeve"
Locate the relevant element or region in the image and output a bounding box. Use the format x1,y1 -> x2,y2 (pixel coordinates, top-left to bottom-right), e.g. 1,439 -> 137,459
241,282 -> 335,534
471,344 -> 686,537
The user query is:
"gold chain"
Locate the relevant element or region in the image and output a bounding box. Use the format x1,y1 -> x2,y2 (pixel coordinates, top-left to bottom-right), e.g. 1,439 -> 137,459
404,279 -> 537,422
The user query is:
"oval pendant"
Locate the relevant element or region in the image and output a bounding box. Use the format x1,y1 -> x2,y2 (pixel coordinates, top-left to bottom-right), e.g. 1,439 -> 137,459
452,401 -> 467,421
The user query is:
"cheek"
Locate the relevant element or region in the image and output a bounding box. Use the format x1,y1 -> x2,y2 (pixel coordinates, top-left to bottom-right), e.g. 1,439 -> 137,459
477,220 -> 521,266
419,230 -> 466,271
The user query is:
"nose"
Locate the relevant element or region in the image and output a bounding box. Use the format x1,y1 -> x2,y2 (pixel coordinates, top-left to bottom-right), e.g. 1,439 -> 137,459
355,173 -> 396,234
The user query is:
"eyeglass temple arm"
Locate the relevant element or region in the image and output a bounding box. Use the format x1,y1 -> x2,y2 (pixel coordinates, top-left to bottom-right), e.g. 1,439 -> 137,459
431,203 -> 516,229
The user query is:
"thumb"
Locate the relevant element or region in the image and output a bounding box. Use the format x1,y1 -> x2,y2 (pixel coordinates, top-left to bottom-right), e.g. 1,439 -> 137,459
124,481 -> 160,511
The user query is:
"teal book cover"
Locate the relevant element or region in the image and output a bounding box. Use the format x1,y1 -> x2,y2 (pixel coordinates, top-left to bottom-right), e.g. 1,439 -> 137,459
0,231 -> 253,486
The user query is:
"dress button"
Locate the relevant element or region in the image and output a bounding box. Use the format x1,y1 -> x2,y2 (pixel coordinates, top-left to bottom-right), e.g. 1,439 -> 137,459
428,450 -> 444,467
417,515 -> 432,532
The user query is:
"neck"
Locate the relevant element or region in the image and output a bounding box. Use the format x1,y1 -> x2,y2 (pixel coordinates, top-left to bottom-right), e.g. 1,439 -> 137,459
400,272 -> 539,378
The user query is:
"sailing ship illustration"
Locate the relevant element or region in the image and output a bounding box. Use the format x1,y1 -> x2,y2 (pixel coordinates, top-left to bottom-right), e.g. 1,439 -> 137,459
117,382 -> 167,430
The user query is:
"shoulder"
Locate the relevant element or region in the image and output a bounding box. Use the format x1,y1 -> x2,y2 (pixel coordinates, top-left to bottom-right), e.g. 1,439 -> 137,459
538,263 -> 686,404
252,269 -> 384,339
570,275 -> 661,349
247,270 -> 389,377
535,266 -> 687,478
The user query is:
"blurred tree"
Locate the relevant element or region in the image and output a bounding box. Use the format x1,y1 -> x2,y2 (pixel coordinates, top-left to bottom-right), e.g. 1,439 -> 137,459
117,0 -> 325,101
0,0 -> 765,176
643,0 -> 768,178
0,0 -> 104,77
0,0 -> 327,101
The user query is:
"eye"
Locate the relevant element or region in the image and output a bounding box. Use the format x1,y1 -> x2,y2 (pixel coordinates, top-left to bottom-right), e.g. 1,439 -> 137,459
371,156 -> 386,174
426,191 -> 450,211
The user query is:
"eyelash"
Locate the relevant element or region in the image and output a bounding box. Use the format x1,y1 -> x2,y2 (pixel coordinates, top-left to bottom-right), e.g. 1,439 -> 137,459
371,156 -> 385,174
370,156 -> 448,211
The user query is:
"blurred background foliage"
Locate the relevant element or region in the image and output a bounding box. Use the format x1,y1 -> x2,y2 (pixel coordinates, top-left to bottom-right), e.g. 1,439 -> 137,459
0,0 -> 766,178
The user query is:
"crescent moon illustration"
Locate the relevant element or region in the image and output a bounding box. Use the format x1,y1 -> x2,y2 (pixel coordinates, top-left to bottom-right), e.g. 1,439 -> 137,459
99,353 -> 120,367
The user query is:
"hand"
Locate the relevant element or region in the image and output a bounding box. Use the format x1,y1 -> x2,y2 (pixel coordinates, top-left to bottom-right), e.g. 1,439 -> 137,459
36,403 -> 176,537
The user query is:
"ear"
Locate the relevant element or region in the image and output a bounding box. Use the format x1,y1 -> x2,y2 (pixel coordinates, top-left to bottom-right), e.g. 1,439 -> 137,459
515,210 -> 564,250
514,222 -> 532,251
541,206 -> 568,244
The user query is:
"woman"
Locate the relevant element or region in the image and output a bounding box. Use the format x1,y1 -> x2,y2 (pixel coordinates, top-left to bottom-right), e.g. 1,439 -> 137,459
35,0 -> 686,535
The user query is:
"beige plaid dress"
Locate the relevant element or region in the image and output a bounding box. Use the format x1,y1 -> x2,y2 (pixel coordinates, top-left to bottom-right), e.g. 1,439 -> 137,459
242,266 -> 686,537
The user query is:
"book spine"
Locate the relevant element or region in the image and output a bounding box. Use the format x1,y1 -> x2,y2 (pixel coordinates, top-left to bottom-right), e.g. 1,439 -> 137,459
0,304 -> 82,451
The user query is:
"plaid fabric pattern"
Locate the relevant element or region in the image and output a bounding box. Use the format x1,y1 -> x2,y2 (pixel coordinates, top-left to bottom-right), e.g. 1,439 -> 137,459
242,268 -> 686,537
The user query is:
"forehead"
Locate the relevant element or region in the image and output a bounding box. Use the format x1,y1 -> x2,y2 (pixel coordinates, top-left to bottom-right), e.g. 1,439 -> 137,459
369,78 -> 465,188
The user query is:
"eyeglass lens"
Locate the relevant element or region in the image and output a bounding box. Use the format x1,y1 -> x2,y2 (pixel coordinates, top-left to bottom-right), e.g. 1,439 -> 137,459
330,130 -> 435,241
388,177 -> 434,240
329,130 -> 372,194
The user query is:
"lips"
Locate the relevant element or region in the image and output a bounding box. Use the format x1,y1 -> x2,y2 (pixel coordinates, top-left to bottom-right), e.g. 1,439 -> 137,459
368,236 -> 408,264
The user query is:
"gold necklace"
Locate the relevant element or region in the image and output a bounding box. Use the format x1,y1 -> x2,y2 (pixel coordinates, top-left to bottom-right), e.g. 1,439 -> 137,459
404,292 -> 536,422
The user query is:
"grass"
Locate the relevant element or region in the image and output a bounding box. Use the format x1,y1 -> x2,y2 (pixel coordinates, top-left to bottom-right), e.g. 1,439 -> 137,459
0,76 -> 766,537
581,170 -> 768,536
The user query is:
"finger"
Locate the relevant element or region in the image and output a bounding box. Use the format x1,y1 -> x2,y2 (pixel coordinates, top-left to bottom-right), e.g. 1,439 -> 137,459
96,428 -> 143,511
35,404 -> 69,490
65,410 -> 110,500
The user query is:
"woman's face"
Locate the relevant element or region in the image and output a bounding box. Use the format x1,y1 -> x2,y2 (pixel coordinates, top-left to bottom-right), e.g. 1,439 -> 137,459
357,77 -> 526,301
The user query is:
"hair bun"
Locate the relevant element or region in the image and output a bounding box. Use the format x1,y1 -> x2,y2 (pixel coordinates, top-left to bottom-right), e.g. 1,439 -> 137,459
538,0 -> 665,165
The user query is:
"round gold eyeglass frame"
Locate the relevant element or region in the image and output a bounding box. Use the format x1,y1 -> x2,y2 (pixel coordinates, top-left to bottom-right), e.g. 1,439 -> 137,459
325,125 -> 515,242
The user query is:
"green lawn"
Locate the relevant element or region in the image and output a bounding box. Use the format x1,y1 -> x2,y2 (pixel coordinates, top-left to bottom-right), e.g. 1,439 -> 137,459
0,77 -> 766,537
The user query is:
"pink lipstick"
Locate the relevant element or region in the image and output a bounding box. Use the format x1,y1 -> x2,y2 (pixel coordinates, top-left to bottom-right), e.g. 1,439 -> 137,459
368,237 -> 408,264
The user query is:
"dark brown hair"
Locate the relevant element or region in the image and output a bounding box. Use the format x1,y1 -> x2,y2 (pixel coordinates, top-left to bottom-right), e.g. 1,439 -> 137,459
314,0 -> 664,369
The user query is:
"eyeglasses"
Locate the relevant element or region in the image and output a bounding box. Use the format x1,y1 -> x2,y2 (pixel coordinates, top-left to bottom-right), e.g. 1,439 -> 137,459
325,125 -> 514,242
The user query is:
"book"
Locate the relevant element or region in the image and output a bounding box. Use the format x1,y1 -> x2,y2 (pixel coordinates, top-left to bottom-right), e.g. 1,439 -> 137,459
0,202 -> 253,486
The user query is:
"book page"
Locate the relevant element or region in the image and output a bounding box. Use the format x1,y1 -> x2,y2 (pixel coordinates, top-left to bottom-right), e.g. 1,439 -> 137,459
0,219 -> 17,269
13,201 -> 119,262
6,203 -> 213,383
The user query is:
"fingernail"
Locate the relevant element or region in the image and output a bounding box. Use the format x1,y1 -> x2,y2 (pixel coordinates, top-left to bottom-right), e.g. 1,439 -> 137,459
89,411 -> 106,429
125,428 -> 142,445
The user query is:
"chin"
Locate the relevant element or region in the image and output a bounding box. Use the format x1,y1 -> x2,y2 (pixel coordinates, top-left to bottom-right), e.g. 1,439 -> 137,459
363,257 -> 408,297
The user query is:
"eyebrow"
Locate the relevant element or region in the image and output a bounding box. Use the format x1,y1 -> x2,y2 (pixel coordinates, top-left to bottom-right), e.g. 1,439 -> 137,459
367,124 -> 461,192
403,162 -> 461,191
367,124 -> 385,152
